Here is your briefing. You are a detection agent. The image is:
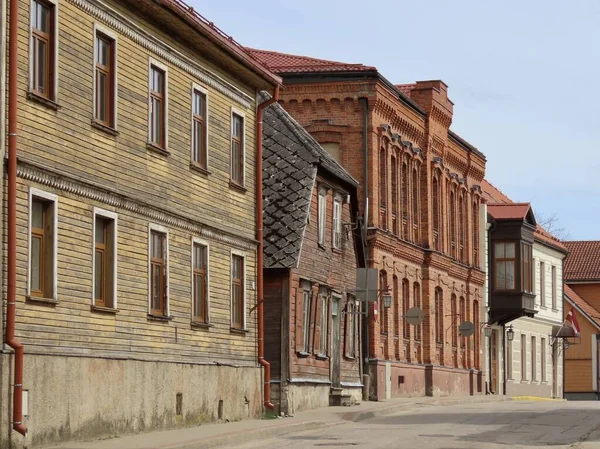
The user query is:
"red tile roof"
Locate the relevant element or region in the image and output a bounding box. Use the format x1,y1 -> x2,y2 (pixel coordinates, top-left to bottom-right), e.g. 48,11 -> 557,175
395,83 -> 417,96
565,285 -> 600,328
157,1 -> 281,85
481,179 -> 567,252
247,48 -> 377,74
564,241 -> 600,281
487,203 -> 532,221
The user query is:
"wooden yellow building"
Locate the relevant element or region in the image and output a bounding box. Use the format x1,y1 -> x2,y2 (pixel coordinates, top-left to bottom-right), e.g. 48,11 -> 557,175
0,0 -> 280,447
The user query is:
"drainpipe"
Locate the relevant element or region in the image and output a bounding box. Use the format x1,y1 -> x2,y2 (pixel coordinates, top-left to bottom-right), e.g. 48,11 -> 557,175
6,0 -> 27,436
256,86 -> 279,410
360,98 -> 370,382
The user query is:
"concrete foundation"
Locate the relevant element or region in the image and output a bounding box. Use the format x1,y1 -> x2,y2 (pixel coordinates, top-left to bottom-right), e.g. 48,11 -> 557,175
0,353 -> 262,449
506,380 -> 553,397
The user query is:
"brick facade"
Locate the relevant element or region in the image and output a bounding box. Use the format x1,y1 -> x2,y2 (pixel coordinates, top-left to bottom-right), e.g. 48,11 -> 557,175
259,62 -> 486,397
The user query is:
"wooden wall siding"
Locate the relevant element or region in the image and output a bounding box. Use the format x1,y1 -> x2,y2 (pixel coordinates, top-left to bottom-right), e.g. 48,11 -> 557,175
289,176 -> 360,383
570,284 -> 600,314
565,359 -> 593,392
10,178 -> 258,364
16,0 -> 257,241
564,304 -> 597,393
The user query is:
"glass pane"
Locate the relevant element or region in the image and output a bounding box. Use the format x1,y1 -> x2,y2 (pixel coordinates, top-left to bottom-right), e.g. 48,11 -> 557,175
506,261 -> 515,289
32,200 -> 44,228
506,243 -> 515,258
152,233 -> 163,259
232,287 -> 239,324
35,2 -> 49,32
97,37 -> 109,66
496,262 -> 505,289
494,242 -> 504,259
95,217 -> 105,244
152,68 -> 163,94
37,39 -> 47,93
31,236 -> 41,291
94,250 -> 103,300
233,115 -> 241,137
194,274 -> 203,316
152,265 -> 161,309
193,121 -> 201,162
96,72 -> 107,122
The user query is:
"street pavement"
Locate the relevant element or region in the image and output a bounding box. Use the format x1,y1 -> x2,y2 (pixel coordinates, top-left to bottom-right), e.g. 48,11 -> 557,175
233,400 -> 600,449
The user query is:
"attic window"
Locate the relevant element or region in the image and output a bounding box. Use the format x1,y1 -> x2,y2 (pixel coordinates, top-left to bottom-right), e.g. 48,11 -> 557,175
321,142 -> 340,163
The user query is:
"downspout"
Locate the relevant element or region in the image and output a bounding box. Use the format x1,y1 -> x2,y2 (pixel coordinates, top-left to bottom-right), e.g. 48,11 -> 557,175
360,98 -> 369,380
502,323 -> 507,395
6,0 -> 27,436
256,86 -> 279,410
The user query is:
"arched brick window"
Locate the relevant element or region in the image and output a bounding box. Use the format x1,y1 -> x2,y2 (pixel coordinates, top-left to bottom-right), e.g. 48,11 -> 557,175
379,148 -> 387,229
473,201 -> 480,267
402,278 -> 410,339
450,189 -> 456,259
432,175 -> 440,251
458,191 -> 465,262
473,299 -> 480,367
435,287 -> 444,344
413,282 -> 421,342
380,270 -> 388,334
401,159 -> 409,239
393,275 -> 399,337
412,165 -> 420,243
391,154 -> 398,235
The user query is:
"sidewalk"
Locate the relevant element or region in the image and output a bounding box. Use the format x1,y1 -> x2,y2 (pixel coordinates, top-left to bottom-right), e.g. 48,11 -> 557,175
46,395 -> 508,449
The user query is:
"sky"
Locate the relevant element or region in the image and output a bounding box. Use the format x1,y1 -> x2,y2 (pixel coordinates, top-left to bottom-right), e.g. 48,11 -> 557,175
190,0 -> 600,241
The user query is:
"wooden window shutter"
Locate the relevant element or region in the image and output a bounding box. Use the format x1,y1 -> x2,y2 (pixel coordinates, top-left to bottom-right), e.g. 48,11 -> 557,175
344,300 -> 350,357
294,287 -> 304,353
314,293 -> 323,354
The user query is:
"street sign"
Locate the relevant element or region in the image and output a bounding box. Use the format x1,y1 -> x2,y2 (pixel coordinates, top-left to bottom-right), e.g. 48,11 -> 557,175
405,307 -> 425,326
356,268 -> 378,302
458,321 -> 475,337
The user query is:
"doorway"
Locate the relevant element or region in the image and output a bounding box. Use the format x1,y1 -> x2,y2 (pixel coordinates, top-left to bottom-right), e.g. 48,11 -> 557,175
331,295 -> 341,388
490,330 -> 498,394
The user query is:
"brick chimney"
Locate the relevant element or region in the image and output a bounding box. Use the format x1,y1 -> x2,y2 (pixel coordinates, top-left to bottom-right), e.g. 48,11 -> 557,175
407,80 -> 453,130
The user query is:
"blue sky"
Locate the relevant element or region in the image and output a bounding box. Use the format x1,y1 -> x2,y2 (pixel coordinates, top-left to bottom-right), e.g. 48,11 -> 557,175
190,0 -> 600,240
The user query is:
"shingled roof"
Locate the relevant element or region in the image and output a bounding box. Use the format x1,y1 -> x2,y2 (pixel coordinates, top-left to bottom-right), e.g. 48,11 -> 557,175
262,96 -> 357,269
564,241 -> 600,282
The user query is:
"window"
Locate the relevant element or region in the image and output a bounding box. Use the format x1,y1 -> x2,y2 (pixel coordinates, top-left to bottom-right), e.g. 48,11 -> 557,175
522,243 -> 533,293
318,190 -> 326,246
93,209 -> 117,309
391,155 -> 398,234
521,334 -> 527,381
393,276 -> 399,337
28,191 -> 57,300
435,288 -> 443,344
531,336 -> 537,381
413,282 -> 422,342
540,262 -> 546,307
379,148 -> 387,229
494,242 -> 516,290
94,29 -> 116,127
451,294 -> 458,348
319,293 -> 329,354
302,286 -> 312,352
402,278 -> 410,339
450,190 -> 456,258
149,227 -> 168,316
432,176 -> 440,251
412,166 -> 420,242
459,296 -> 466,348
551,265 -> 557,309
231,112 -> 244,185
332,197 -> 342,250
380,271 -> 388,334
31,0 -> 56,99
346,297 -> 358,358
149,63 -> 166,148
192,86 -> 207,168
472,202 -> 479,267
192,241 -> 208,323
532,258 -> 536,295
541,337 -> 546,381
231,254 -> 245,329
401,160 -> 409,239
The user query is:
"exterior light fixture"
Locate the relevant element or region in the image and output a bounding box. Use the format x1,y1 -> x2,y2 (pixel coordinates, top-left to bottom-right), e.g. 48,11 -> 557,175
484,324 -> 493,338
382,289 -> 392,308
506,325 -> 515,342
564,340 -> 570,350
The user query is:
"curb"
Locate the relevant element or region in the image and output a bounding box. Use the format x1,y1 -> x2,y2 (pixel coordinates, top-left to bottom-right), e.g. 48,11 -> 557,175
172,420 -> 327,449
511,396 -> 565,402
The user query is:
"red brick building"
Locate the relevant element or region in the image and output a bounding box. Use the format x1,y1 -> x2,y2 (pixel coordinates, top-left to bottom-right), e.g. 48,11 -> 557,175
262,98 -> 364,414
251,49 -> 487,398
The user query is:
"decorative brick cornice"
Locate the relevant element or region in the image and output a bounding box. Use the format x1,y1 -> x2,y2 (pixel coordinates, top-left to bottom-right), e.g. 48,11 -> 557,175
373,99 -> 425,145
430,105 -> 452,128
69,0 -> 252,109
17,161 -> 257,250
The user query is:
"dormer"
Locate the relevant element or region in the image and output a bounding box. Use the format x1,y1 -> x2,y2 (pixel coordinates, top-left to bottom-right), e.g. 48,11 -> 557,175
488,203 -> 537,325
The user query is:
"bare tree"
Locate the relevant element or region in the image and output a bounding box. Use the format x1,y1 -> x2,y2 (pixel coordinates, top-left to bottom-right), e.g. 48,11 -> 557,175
535,211 -> 570,241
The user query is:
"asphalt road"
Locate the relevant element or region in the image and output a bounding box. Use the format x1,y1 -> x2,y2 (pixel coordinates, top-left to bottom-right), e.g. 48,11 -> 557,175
233,400 -> 600,449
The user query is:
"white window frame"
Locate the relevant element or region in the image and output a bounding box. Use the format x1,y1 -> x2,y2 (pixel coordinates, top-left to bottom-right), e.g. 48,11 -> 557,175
92,23 -> 118,129
148,223 -> 169,316
230,106 -> 246,186
318,189 -> 326,246
540,261 -> 546,307
230,249 -> 247,329
541,337 -> 547,382
191,83 -> 209,167
521,333 -> 527,381
29,0 -> 59,100
332,196 -> 342,250
301,284 -> 311,352
27,187 -> 58,300
92,207 -> 118,308
551,265 -> 557,310
531,335 -> 537,382
191,236 -> 210,323
148,58 -> 169,149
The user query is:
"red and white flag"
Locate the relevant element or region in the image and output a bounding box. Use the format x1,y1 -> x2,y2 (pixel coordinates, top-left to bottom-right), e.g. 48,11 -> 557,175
566,307 -> 581,336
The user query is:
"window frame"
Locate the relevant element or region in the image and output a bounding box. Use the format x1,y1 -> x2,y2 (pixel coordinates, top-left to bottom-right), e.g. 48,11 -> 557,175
301,284 -> 312,353
27,188 -> 58,301
147,58 -> 169,150
521,242 -> 533,293
93,24 -> 117,129
493,241 -> 517,291
541,337 -> 546,382
346,296 -> 359,358
230,250 -> 246,330
148,223 -> 169,317
318,188 -> 327,247
191,237 -> 210,324
521,333 -> 527,381
332,195 -> 342,250
540,261 -> 546,307
230,107 -> 246,186
531,335 -> 537,381
92,208 -> 118,309
29,0 -> 58,100
551,265 -> 557,309
191,83 -> 209,169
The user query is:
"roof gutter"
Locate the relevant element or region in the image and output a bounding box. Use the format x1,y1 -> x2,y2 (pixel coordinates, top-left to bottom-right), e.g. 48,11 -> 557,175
256,86 -> 280,410
6,0 -> 26,436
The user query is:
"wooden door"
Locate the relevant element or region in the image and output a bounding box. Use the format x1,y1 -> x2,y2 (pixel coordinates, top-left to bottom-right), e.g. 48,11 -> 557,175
331,296 -> 341,388
491,330 -> 498,394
